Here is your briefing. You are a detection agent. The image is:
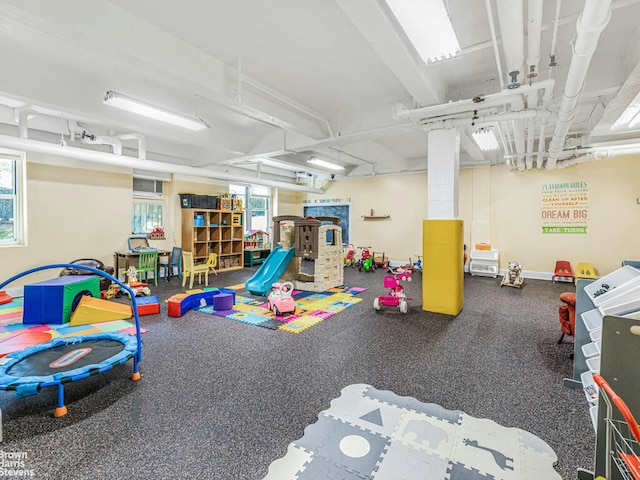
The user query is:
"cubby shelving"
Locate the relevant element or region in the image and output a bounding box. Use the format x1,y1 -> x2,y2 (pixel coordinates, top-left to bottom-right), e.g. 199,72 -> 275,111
181,208 -> 244,272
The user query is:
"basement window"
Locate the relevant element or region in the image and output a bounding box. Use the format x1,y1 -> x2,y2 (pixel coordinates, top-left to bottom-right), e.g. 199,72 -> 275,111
132,202 -> 163,236
0,152 -> 24,246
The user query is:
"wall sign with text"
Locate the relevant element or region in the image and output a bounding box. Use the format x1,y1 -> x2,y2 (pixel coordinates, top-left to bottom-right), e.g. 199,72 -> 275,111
540,181 -> 589,234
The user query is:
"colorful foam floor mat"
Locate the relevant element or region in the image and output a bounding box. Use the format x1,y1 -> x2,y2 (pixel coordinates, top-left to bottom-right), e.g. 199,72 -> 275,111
264,384 -> 562,480
196,286 -> 366,333
0,298 -> 147,357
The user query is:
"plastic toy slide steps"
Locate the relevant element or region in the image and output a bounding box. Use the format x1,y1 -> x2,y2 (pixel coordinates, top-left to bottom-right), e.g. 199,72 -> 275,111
245,246 -> 295,296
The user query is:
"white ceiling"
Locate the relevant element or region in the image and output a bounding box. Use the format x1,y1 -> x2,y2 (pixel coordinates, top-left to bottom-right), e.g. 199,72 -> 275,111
0,0 -> 639,191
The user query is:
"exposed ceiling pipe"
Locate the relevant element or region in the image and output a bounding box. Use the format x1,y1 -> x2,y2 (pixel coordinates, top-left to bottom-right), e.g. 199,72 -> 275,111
555,145 -> 640,168
17,108 -> 37,139
495,0 -> 524,88
549,0 -> 563,67
67,120 -> 84,142
420,109 -> 551,132
546,0 -> 613,169
536,121 -> 547,169
80,130 -> 122,155
525,91 -> 538,169
397,79 -> 555,122
526,0 -> 544,80
485,0 -> 505,91
0,134 -> 325,194
116,133 -> 146,160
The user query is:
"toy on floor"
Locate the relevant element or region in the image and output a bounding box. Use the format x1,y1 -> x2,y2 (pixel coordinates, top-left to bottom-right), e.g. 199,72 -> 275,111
374,268 -> 412,314
267,282 -> 296,316
0,291 -> 13,305
501,260 -> 524,288
343,243 -> 357,267
357,247 -> 376,272
123,266 -> 151,297
387,259 -> 414,281
412,256 -> 423,273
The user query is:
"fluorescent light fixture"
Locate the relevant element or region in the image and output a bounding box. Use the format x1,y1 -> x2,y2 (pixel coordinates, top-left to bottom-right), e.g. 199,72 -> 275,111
385,0 -> 461,64
472,128 -> 500,151
307,156 -> 344,171
103,90 -> 209,131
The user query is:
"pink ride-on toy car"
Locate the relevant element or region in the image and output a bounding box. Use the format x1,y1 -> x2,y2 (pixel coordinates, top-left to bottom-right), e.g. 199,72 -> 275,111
267,281 -> 296,316
374,271 -> 411,314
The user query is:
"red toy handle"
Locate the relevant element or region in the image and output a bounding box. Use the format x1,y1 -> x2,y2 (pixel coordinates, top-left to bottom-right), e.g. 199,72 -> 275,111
593,373 -> 640,443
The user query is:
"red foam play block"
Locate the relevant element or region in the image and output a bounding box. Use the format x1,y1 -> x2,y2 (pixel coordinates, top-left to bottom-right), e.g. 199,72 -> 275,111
137,303 -> 160,316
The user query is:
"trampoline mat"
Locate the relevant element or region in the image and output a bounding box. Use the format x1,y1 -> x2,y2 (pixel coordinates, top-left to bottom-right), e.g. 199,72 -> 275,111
7,339 -> 126,377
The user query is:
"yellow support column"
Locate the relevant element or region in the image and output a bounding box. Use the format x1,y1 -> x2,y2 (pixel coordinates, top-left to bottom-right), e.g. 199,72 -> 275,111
422,219 -> 464,315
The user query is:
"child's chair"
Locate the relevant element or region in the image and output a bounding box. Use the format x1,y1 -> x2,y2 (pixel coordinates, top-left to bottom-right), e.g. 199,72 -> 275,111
160,247 -> 182,281
558,292 -> 577,345
575,262 -> 597,284
204,253 -> 218,276
552,260 -> 574,283
136,250 -> 158,286
182,251 -> 210,289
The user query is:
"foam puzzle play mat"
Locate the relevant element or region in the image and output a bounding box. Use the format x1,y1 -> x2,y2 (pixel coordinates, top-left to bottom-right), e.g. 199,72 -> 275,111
264,384 -> 562,479
195,285 -> 366,333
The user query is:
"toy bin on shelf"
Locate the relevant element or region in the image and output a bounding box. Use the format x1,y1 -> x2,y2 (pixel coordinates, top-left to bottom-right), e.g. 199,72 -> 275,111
583,265 -> 640,305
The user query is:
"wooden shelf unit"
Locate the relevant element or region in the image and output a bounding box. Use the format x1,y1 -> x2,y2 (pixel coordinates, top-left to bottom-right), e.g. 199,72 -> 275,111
181,208 -> 244,272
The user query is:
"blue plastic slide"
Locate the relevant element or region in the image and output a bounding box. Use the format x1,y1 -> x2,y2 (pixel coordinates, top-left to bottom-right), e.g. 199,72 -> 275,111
245,246 -> 295,296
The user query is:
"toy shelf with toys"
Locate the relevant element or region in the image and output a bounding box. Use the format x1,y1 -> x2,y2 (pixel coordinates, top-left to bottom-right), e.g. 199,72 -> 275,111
181,208 -> 244,272
565,265 -> 640,478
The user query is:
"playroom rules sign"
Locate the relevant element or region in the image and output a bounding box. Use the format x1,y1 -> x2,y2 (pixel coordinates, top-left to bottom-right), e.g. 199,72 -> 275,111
540,181 -> 589,234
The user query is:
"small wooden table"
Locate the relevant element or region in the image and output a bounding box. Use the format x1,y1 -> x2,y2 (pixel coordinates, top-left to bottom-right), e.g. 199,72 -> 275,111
114,250 -> 170,281
244,248 -> 271,267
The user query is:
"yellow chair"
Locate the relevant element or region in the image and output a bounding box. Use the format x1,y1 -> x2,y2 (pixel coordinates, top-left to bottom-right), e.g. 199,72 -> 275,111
575,261 -> 597,284
182,251 -> 210,289
205,253 -> 218,276
136,250 -> 158,286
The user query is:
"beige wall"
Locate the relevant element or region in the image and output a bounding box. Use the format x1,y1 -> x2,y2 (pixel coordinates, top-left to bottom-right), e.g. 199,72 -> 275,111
306,175 -> 429,263
488,155 -> 640,276
304,154 -> 640,277
3,152 -> 637,287
0,159 -> 301,285
0,157 -> 132,284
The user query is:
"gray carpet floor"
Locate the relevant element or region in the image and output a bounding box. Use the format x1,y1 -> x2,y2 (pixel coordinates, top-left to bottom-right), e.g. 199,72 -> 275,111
0,267 -> 592,479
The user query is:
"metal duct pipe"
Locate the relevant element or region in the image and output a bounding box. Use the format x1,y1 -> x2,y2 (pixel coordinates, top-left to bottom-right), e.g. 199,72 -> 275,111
546,0 -> 612,169
495,0 -> 524,88
81,131 -> 123,155
0,134 -> 325,194
116,133 -> 147,160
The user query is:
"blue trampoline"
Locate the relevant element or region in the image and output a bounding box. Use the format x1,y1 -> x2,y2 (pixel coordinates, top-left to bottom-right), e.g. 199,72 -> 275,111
0,264 -> 143,417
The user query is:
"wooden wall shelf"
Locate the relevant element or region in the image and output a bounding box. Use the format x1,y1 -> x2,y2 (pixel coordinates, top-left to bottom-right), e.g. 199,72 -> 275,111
362,209 -> 389,220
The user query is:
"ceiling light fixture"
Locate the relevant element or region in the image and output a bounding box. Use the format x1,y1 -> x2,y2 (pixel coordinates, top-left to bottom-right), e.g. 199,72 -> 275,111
103,90 -> 209,131
384,0 -> 461,64
307,156 -> 344,171
472,128 -> 500,151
